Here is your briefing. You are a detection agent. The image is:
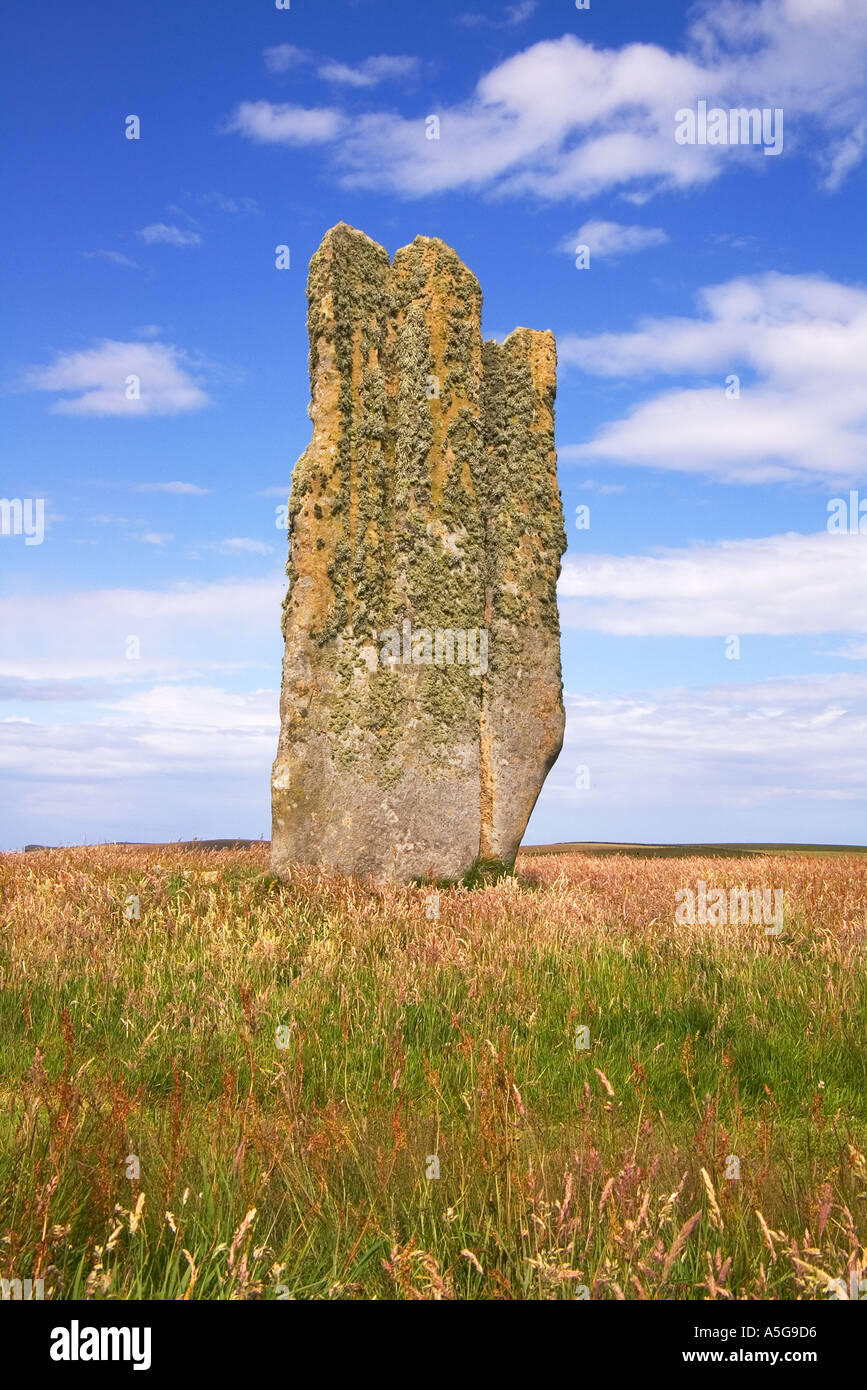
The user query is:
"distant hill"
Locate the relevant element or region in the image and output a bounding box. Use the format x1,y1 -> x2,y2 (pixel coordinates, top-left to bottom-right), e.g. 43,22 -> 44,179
521,841 -> 867,858
21,838 -> 867,857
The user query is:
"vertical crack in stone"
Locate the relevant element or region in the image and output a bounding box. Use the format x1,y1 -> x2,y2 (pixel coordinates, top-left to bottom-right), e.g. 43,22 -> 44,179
272,224 -> 566,885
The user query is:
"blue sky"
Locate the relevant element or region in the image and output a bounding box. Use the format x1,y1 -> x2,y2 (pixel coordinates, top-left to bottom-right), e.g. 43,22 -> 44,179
2,0 -> 866,849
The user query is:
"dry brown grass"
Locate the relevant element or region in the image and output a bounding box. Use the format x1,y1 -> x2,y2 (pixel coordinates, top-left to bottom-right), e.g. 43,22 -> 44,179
0,844 -> 864,1299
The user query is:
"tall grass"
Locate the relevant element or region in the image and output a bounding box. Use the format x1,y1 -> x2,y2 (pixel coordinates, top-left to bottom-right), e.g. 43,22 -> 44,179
0,845 -> 864,1299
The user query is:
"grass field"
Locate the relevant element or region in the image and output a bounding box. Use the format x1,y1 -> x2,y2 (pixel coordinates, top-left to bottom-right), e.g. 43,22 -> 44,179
0,844 -> 864,1300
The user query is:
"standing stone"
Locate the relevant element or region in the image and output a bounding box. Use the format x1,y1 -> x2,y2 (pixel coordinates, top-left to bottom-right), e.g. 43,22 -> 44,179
271,223 -> 566,885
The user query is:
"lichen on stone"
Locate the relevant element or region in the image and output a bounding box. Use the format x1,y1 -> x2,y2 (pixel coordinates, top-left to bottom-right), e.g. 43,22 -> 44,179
272,223 -> 566,885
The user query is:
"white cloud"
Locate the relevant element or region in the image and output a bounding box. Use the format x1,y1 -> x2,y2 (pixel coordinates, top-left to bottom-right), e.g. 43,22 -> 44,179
135,482 -> 211,495
559,531 -> 867,637
229,0 -> 867,198
823,116 -> 867,189
165,204 -> 200,227
2,569 -> 864,845
263,44 -> 416,89
561,272 -> 867,484
106,684 -> 278,737
561,220 -> 668,258
577,478 -> 625,495
196,192 -> 261,215
139,533 -> 173,547
225,101 -> 344,145
0,687 -> 279,846
137,223 -> 202,248
458,2 -> 539,29
836,640 -> 867,660
5,663 -> 865,848
218,538 -> 275,555
561,273 -> 867,378
84,249 -> 141,270
20,340 -> 211,417
264,43 -> 309,73
0,578 -> 284,684
0,579 -> 286,845
318,55 -> 418,88
545,673 -> 867,837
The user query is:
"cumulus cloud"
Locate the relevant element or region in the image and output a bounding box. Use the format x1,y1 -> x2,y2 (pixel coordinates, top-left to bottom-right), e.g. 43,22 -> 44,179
559,531 -> 867,637
561,272 -> 867,483
560,220 -> 668,258
137,223 -> 202,247
228,0 -> 867,198
20,340 -> 211,417
225,101 -> 344,145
